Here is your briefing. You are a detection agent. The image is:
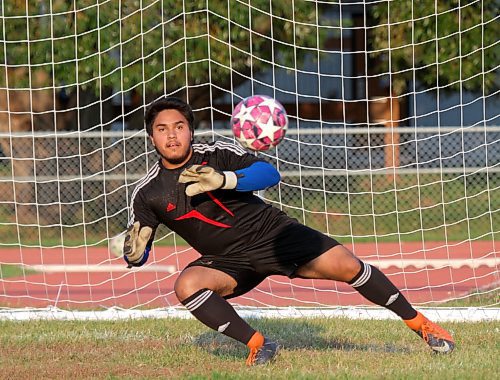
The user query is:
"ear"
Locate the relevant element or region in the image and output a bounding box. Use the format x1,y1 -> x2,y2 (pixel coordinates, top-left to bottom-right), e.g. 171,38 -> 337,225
149,135 -> 155,146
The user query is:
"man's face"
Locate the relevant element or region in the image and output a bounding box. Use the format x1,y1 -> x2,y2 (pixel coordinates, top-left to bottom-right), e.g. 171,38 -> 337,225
150,109 -> 193,169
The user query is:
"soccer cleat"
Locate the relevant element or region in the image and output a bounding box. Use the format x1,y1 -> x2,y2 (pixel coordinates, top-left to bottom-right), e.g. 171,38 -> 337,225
404,311 -> 455,354
246,338 -> 280,366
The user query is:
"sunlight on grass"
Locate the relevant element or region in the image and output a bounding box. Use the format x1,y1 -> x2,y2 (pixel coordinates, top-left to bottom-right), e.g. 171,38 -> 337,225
439,288 -> 499,307
0,318 -> 498,379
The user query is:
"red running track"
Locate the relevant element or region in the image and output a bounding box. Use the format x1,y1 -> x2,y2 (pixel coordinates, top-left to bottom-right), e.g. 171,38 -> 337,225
0,241 -> 498,309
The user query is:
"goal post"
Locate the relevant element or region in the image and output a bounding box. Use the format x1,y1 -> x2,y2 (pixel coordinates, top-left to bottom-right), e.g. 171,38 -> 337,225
0,1 -> 498,321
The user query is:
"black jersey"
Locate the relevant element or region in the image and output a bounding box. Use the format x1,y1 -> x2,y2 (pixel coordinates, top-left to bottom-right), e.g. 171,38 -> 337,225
129,141 -> 296,256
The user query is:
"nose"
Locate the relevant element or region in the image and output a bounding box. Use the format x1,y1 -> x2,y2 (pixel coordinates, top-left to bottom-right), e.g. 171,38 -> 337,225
167,127 -> 177,139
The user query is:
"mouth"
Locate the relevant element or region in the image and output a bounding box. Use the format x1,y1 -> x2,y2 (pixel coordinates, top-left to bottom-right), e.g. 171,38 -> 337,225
166,142 -> 180,148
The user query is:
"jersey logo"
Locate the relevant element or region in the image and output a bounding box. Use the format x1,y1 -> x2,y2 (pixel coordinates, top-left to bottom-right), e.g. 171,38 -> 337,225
217,322 -> 230,333
166,202 -> 176,212
175,210 -> 231,228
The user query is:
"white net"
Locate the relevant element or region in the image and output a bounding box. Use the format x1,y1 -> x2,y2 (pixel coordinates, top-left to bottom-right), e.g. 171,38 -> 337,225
0,1 -> 498,320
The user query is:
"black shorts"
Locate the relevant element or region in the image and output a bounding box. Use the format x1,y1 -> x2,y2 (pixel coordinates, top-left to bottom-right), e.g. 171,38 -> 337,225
186,222 -> 340,299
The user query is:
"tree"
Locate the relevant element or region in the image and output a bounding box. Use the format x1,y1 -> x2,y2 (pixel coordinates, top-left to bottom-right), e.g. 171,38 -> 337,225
0,0 -> 326,229
370,0 -> 497,95
1,0 -> 323,101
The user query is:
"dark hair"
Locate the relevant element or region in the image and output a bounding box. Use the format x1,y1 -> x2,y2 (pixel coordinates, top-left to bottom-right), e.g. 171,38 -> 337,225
144,97 -> 195,136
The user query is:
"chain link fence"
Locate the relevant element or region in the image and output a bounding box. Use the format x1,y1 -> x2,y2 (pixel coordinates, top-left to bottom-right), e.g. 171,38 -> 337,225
0,127 -> 498,246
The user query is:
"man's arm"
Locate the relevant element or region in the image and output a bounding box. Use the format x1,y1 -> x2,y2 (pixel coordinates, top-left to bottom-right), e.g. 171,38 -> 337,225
234,161 -> 280,191
179,161 -> 280,196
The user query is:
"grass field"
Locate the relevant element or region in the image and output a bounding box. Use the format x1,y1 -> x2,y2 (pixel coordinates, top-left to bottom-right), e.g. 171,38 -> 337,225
0,264 -> 36,278
1,317 -> 498,379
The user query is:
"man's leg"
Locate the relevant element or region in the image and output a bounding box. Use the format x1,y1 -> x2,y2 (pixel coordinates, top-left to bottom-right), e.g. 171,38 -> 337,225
294,245 -> 454,353
175,266 -> 278,365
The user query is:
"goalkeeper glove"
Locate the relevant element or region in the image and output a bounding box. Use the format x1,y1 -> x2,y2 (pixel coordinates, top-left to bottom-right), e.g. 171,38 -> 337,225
123,221 -> 153,268
178,164 -> 238,196
124,245 -> 150,268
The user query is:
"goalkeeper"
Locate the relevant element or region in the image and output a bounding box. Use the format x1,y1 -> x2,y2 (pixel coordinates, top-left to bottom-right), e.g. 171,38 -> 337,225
124,97 -> 455,365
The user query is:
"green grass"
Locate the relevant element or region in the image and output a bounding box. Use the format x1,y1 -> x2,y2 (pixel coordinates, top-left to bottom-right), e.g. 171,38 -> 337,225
0,318 -> 498,379
269,172 -> 500,243
439,287 -> 499,307
0,264 -> 36,279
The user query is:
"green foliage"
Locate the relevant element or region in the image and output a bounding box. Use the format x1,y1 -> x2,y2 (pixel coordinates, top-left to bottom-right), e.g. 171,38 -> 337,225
370,1 -> 498,94
0,0 -> 322,95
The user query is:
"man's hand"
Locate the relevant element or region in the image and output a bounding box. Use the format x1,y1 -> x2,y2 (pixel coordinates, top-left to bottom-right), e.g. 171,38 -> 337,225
123,221 -> 153,268
178,164 -> 237,196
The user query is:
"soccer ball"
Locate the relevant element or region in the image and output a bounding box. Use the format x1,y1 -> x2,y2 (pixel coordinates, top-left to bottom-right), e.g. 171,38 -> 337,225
109,233 -> 126,258
231,95 -> 288,151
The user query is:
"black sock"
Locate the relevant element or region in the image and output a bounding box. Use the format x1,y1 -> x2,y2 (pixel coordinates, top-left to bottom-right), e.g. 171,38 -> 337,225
348,261 -> 418,320
181,288 -> 256,344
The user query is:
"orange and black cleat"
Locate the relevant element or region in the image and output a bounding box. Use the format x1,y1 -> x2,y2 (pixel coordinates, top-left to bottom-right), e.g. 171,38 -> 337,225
246,337 -> 280,366
404,311 -> 455,354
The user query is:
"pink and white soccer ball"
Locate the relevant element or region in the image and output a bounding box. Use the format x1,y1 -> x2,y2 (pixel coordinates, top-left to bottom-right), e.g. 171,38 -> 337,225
231,95 -> 288,151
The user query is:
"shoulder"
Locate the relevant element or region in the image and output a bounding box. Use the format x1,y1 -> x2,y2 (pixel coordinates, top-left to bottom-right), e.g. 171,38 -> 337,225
131,161 -> 161,201
192,141 -> 248,156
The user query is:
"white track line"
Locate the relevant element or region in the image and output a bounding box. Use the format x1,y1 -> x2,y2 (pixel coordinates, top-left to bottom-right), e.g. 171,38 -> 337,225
1,306 -> 499,322
22,258 -> 499,273
365,258 -> 499,269
23,264 -> 177,273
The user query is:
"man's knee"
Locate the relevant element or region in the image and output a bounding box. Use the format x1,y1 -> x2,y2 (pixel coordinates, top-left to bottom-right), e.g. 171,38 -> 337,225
344,256 -> 362,282
174,271 -> 202,301
174,266 -> 237,301
330,245 -> 361,281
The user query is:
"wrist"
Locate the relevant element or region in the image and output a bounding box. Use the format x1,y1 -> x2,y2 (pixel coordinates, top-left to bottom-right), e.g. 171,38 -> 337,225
124,246 -> 150,268
222,171 -> 238,189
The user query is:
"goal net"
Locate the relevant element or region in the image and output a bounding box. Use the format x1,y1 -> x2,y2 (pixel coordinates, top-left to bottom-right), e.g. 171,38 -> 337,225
0,1 -> 498,321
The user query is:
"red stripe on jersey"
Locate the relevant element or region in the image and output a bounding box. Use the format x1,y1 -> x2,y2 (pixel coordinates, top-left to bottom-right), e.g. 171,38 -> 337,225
207,192 -> 234,216
175,210 -> 231,228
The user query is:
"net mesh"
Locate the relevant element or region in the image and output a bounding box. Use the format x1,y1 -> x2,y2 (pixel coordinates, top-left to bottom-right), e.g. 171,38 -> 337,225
0,1 -> 498,319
